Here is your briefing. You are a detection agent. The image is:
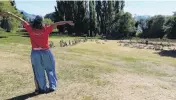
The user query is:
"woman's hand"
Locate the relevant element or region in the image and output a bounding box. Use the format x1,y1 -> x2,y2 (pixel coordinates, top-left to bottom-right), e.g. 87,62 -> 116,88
52,21 -> 75,29
0,12 -> 6,16
0,11 -> 27,23
66,21 -> 75,26
0,11 -> 9,16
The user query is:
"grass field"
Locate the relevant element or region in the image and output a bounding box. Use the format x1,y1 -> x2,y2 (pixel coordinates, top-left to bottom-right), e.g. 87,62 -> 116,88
0,33 -> 176,100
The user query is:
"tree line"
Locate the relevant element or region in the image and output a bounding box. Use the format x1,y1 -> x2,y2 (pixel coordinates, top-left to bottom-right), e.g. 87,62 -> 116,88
45,0 -> 137,39
136,14 -> 176,39
45,1 -> 176,39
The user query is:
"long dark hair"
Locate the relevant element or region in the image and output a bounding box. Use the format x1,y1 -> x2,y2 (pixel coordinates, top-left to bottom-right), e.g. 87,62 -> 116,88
32,16 -> 44,29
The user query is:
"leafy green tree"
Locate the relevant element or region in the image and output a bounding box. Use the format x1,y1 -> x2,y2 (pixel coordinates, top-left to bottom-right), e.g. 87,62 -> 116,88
54,1 -> 65,33
44,12 -> 55,22
141,15 -> 166,38
95,1 -> 102,35
173,11 -> 176,16
0,1 -> 22,32
74,1 -> 87,36
89,1 -> 96,37
163,16 -> 176,39
95,0 -> 126,38
43,18 -> 54,25
10,0 -> 16,10
110,12 -> 136,39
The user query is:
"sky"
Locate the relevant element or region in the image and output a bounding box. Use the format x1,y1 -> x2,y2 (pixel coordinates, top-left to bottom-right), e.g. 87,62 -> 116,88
15,0 -> 176,17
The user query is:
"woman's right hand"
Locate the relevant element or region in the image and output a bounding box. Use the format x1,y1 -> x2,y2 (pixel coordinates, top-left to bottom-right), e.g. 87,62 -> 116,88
66,21 -> 75,26
0,12 -> 5,16
0,11 -> 10,16
0,11 -> 26,23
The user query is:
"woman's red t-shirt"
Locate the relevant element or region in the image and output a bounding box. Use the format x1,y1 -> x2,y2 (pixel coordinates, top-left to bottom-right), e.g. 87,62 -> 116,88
23,22 -> 53,49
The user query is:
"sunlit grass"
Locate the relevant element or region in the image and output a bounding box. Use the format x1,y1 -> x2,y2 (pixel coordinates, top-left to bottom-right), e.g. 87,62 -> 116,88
0,33 -> 176,100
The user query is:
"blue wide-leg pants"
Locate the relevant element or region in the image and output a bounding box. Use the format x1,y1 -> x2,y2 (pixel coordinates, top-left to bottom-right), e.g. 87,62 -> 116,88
31,49 -> 57,91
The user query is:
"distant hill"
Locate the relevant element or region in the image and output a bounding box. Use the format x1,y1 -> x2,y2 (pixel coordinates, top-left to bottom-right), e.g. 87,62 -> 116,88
18,9 -> 37,21
44,12 -> 55,22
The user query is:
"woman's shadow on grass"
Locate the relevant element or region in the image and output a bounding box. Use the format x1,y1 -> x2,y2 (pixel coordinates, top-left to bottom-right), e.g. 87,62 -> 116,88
7,92 -> 41,100
156,50 -> 176,58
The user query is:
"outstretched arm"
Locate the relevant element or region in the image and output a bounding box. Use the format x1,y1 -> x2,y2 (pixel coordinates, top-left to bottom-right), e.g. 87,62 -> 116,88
0,11 -> 32,32
51,21 -> 74,29
0,11 -> 27,23
45,21 -> 74,34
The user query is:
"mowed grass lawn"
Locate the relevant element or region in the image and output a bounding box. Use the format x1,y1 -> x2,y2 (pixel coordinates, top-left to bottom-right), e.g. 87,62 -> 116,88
0,33 -> 176,100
